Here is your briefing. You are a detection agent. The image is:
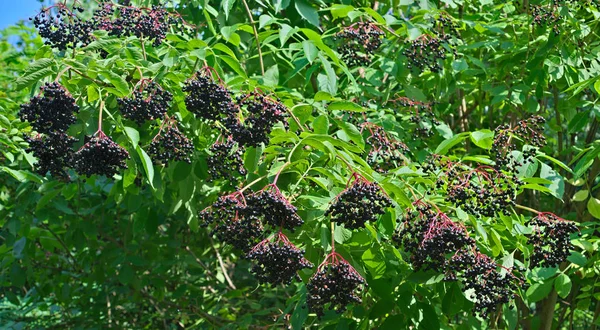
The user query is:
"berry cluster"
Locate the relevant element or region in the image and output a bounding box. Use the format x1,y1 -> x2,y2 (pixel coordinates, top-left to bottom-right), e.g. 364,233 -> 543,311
361,122 -> 409,173
492,116 -> 546,170
393,201 -> 474,273
390,97 -> 438,138
307,252 -> 366,319
95,2 -> 176,46
423,155 -> 521,217
117,81 -> 173,125
335,22 -> 384,67
20,83 -> 80,178
19,83 -> 80,134
326,173 -> 392,229
403,35 -> 448,73
244,185 -> 304,231
24,132 -> 77,179
226,92 -> 288,147
433,13 -> 461,40
72,131 -> 129,177
183,70 -> 235,121
449,249 -> 525,317
31,5 -> 93,50
531,5 -> 561,35
206,137 -> 247,183
199,192 -> 264,252
246,231 -> 313,285
527,213 -> 578,268
147,120 -> 194,166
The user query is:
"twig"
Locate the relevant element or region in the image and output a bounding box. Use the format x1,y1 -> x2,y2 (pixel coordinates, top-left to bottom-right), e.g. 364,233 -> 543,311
241,0 -> 265,75
184,246 -> 216,279
39,223 -> 80,271
208,237 -> 237,290
515,204 -> 540,214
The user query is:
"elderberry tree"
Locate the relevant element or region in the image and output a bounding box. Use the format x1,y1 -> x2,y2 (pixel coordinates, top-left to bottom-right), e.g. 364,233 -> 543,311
0,0 -> 599,329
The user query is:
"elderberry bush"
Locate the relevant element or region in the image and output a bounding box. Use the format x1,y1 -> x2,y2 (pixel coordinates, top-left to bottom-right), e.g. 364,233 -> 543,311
527,213 -> 578,268
72,132 -> 129,177
147,122 -> 194,166
24,132 -> 77,178
226,92 -> 288,147
246,233 -> 313,285
117,81 -> 173,125
326,174 -> 392,229
199,193 -> 263,252
183,73 -> 235,121
19,83 -> 80,134
422,155 -> 521,218
492,116 -> 546,170
307,256 -> 366,319
450,250 -> 524,318
362,123 -> 409,173
206,137 -> 247,183
335,22 -> 384,67
243,186 -> 304,231
31,5 -> 94,50
393,202 -> 474,272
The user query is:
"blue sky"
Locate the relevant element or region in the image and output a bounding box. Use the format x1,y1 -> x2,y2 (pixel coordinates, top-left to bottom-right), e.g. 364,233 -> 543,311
0,0 -> 53,30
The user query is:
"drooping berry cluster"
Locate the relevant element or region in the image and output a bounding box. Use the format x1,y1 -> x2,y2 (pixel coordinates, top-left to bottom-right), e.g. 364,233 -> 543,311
403,35 -> 448,73
183,70 -> 236,121
206,137 -> 247,183
199,192 -> 264,252
531,5 -> 561,35
246,231 -> 313,285
226,92 -> 288,147
31,4 -> 94,50
307,252 -> 366,319
72,131 -> 129,177
117,81 -> 173,125
449,249 -> 525,317
390,97 -> 439,138
361,122 -> 409,173
24,132 -> 78,178
492,116 -> 546,170
95,2 -> 177,46
335,22 -> 384,67
20,83 -> 79,178
326,173 -> 392,229
423,155 -> 521,217
393,201 -> 474,273
147,120 -> 194,166
19,82 -> 80,134
527,213 -> 578,268
244,185 -> 304,231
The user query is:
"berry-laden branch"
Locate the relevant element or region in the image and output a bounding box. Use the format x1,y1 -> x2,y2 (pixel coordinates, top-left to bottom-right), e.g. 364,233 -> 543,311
241,0 -> 265,75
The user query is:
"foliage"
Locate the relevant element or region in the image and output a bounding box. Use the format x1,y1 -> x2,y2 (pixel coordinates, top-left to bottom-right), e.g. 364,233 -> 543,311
1,0 -> 600,329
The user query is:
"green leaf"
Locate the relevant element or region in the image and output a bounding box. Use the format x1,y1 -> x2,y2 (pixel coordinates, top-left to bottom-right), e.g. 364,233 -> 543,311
136,146 -> 154,189
540,163 -> 564,199
568,112 -> 589,133
435,132 -> 469,155
587,198 -> 600,219
16,58 -> 55,89
442,283 -> 464,316
12,237 -> 26,259
219,56 -> 247,78
527,280 -> 554,303
313,115 -> 329,134
279,24 -> 297,45
118,265 -> 134,285
302,40 -> 318,64
336,121 -> 364,149
221,0 -> 236,20
554,274 -> 572,299
295,0 -> 320,27
567,251 -> 587,266
572,190 -> 588,202
536,154 -> 574,175
103,71 -> 130,97
330,4 -> 354,19
470,129 -> 494,150
263,65 -> 279,87
328,101 -> 363,112
334,225 -> 353,244
124,127 -> 140,148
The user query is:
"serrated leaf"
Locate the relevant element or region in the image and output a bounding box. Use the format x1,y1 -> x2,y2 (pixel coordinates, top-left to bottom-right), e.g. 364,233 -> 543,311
470,129 -> 494,150
103,71 -> 130,97
527,281 -> 554,303
221,0 -> 236,20
313,115 -> 329,134
328,101 -> 363,112
435,132 -> 469,155
302,40 -> 318,64
295,0 -> 320,27
136,146 -> 154,189
17,58 -> 55,89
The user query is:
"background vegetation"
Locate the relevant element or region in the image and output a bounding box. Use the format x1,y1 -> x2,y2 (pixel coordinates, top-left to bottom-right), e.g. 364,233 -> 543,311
0,0 -> 599,329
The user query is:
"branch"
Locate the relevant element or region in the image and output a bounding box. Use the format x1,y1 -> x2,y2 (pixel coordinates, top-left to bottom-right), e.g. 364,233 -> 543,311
241,0 -> 265,75
39,223 -> 80,272
208,237 -> 237,290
